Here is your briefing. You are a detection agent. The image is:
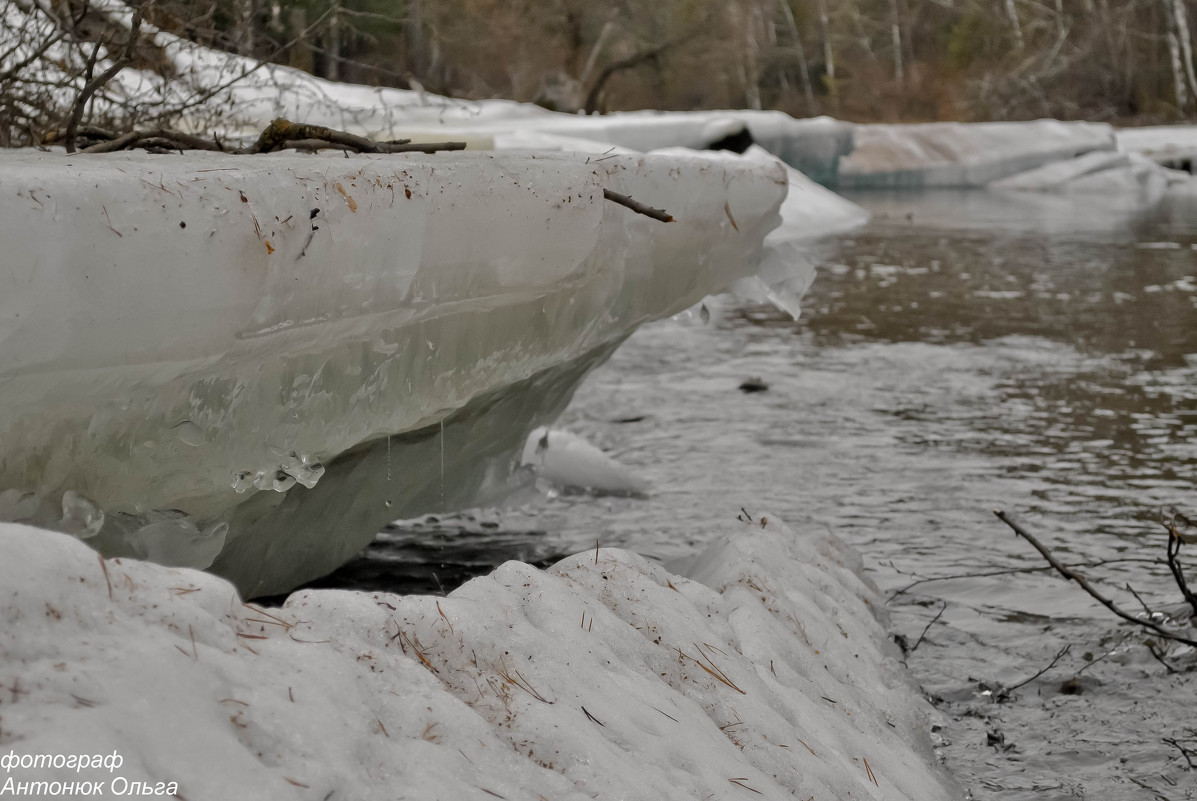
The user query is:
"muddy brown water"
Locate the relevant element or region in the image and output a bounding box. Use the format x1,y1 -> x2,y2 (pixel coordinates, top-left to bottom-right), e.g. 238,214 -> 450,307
318,188 -> 1197,799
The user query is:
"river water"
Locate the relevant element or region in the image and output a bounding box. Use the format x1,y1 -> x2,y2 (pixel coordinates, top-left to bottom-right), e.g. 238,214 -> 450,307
321,188 -> 1197,799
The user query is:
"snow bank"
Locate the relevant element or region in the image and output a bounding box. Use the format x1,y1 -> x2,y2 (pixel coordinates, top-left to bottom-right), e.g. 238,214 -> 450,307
0,518 -> 956,800
0,148 -> 785,597
838,120 -> 1116,189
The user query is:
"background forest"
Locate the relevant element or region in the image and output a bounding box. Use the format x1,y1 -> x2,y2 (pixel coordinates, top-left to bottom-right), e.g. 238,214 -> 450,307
140,0 -> 1197,123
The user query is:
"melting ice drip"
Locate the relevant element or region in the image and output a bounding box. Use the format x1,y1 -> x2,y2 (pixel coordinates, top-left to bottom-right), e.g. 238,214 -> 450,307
230,451 -> 326,494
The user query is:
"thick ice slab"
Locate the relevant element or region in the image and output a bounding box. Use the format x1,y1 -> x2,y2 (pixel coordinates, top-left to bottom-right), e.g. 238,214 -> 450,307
0,518 -> 957,800
0,148 -> 785,596
989,149 -> 1177,199
1117,124 -> 1197,167
838,120 -> 1116,189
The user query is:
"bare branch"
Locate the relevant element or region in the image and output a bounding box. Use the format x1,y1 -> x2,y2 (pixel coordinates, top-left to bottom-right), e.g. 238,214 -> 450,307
908,600 -> 947,654
63,3 -> 144,153
994,510 -> 1197,649
1006,644 -> 1071,692
1164,513 -> 1197,618
603,188 -> 674,223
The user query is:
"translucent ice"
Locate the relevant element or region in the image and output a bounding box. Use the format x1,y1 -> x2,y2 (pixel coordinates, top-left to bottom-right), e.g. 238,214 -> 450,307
119,512 -> 228,568
0,489 -> 37,523
59,491 -> 104,539
0,148 -> 787,596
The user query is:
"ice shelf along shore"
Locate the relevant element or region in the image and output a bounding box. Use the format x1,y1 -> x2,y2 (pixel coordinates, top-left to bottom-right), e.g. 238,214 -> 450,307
0,147 -> 801,598
0,518 -> 959,801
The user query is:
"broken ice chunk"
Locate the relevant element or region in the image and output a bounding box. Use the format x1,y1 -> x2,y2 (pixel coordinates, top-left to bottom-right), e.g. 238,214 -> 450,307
290,457 -> 326,489
276,451 -> 326,489
0,489 -> 38,522
230,471 -> 255,493
60,491 -> 104,539
521,427 -> 648,497
272,471 -> 297,492
123,513 -> 228,568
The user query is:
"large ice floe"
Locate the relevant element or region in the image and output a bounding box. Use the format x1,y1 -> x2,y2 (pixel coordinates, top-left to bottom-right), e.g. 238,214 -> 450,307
0,145 -> 796,598
0,0 -> 888,599
836,120 -> 1117,189
1117,124 -> 1197,169
0,518 -> 957,800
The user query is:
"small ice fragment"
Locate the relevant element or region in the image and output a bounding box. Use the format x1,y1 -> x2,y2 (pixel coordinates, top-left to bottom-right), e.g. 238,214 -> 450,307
125,514 -> 227,568
277,450 -> 303,473
292,459 -> 326,489
60,490 -> 104,539
252,471 -> 273,490
521,427 -> 648,496
276,451 -> 325,488
272,470 -> 297,492
0,489 -> 38,522
171,420 -> 204,446
231,470 -> 255,493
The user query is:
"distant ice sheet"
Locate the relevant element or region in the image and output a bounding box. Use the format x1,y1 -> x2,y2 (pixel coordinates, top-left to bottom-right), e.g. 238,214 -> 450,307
839,120 -> 1116,189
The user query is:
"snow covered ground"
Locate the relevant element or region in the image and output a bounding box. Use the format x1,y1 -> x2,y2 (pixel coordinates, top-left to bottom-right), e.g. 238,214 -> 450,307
0,519 -> 957,800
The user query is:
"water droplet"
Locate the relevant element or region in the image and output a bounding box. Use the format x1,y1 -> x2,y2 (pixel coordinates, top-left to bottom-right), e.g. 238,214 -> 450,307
700,303 -> 710,324
60,491 -> 104,539
231,471 -> 255,493
171,420 -> 204,447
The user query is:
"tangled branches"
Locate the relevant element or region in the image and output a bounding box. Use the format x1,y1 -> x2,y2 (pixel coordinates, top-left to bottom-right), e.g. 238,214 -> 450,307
994,509 -> 1197,654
